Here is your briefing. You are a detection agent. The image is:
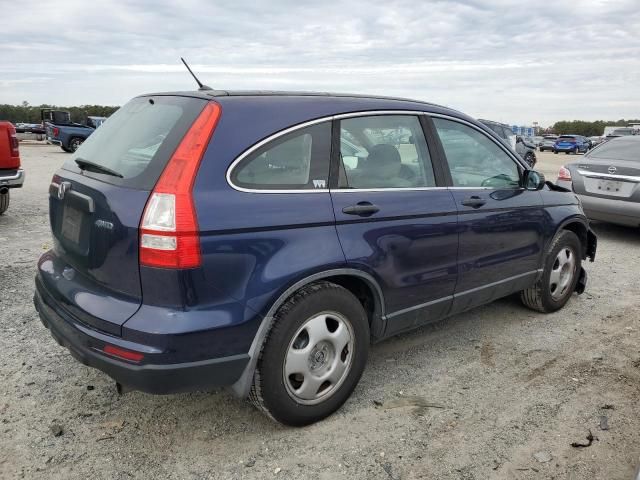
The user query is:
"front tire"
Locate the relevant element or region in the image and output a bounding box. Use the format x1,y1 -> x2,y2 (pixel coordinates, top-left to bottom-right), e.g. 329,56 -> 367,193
0,191 -> 9,215
521,230 -> 582,313
250,281 -> 369,426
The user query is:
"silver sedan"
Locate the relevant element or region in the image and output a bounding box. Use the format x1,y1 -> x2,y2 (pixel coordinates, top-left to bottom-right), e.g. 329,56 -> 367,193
556,136 -> 640,227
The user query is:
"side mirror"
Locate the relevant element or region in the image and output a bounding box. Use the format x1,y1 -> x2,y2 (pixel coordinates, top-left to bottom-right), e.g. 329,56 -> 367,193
522,170 -> 546,190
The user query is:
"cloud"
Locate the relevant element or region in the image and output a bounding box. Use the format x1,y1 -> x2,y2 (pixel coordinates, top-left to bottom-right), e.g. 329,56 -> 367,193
1,0 -> 639,125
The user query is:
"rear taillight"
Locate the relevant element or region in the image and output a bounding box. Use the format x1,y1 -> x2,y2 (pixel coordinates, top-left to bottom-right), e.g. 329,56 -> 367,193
53,127 -> 59,137
139,102 -> 221,269
558,166 -> 572,181
9,129 -> 19,157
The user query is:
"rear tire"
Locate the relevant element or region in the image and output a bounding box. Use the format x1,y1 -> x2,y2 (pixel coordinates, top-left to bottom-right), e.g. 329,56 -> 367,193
249,281 -> 369,426
68,137 -> 84,152
520,230 -> 582,313
553,150 -> 558,154
0,191 -> 9,215
61,146 -> 73,153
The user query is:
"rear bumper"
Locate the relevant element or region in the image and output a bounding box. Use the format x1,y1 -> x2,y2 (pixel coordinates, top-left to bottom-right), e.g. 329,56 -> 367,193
34,278 -> 250,394
0,168 -> 25,188
46,137 -> 62,146
578,193 -> 640,227
556,180 -> 640,226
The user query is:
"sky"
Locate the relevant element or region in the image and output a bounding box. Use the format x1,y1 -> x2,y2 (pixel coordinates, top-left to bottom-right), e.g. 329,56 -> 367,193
1,0 -> 639,126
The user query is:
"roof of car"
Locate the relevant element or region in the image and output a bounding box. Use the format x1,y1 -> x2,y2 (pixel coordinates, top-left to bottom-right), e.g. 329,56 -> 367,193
140,89 -> 465,115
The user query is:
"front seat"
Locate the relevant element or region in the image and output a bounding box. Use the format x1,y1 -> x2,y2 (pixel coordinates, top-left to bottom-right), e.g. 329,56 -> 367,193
358,144 -> 412,188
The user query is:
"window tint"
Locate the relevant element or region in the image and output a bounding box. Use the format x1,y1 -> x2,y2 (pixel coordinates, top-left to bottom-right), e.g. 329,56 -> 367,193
64,96 -> 206,189
338,115 -> 436,189
231,122 -> 331,190
433,118 -> 521,188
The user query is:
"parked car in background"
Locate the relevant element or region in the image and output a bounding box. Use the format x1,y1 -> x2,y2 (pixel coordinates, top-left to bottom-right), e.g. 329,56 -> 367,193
540,135 -> 558,152
34,90 -> 596,426
0,122 -> 24,214
479,119 -> 535,165
589,136 -> 603,147
87,116 -> 107,128
478,119 -> 516,150
14,122 -> 45,135
41,109 -> 71,125
553,135 -> 590,154
516,135 -> 537,167
556,136 -> 640,227
533,135 -> 544,147
611,127 -> 636,137
42,109 -> 108,153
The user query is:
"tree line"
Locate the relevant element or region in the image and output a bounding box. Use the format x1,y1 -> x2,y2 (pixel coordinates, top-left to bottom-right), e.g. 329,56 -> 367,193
0,102 -> 120,124
548,119 -> 640,137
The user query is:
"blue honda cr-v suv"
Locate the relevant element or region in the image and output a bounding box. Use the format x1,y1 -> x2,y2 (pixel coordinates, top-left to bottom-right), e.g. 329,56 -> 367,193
34,90 -> 597,425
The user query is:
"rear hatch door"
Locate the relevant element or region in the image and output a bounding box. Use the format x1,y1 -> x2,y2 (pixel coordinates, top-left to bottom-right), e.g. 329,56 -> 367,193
41,95 -> 208,335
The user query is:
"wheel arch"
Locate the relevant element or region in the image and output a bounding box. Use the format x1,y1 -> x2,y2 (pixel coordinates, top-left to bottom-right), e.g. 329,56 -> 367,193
231,268 -> 386,398
548,217 -> 595,262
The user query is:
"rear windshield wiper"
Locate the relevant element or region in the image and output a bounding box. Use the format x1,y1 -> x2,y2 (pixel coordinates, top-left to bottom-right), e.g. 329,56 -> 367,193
75,158 -> 123,178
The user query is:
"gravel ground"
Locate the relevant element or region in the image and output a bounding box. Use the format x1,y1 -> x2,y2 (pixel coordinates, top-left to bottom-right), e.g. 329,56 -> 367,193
1,145 -> 639,480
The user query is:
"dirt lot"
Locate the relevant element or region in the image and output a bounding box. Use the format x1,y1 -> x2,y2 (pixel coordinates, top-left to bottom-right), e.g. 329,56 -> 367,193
1,145 -> 639,480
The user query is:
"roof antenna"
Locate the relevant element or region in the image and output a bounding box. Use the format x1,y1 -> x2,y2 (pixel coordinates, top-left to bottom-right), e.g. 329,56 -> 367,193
180,57 -> 212,91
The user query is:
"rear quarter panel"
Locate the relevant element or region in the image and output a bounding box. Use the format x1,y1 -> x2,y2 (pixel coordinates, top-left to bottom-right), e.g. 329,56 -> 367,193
191,96 -> 352,343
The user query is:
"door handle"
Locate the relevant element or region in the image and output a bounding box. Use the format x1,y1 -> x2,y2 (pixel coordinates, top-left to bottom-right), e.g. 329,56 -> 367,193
461,196 -> 486,208
342,201 -> 380,216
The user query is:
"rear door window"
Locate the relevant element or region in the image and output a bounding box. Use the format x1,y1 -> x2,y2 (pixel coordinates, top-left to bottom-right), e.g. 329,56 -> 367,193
63,96 -> 207,190
230,122 -> 331,191
337,115 -> 436,189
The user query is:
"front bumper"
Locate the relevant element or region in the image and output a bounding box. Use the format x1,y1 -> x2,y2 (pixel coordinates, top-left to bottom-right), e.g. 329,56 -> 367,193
34,278 -> 249,394
0,168 -> 25,188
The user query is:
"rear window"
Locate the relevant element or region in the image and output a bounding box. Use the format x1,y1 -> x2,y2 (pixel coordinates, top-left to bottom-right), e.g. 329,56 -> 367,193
558,136 -> 576,141
588,138 -> 639,162
63,96 -> 207,189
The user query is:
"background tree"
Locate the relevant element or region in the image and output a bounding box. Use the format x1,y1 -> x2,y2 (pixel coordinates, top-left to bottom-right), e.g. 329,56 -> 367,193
0,104 -> 120,124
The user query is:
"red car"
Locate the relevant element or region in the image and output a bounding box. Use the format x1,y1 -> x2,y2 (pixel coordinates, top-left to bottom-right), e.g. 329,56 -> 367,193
0,122 -> 25,214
